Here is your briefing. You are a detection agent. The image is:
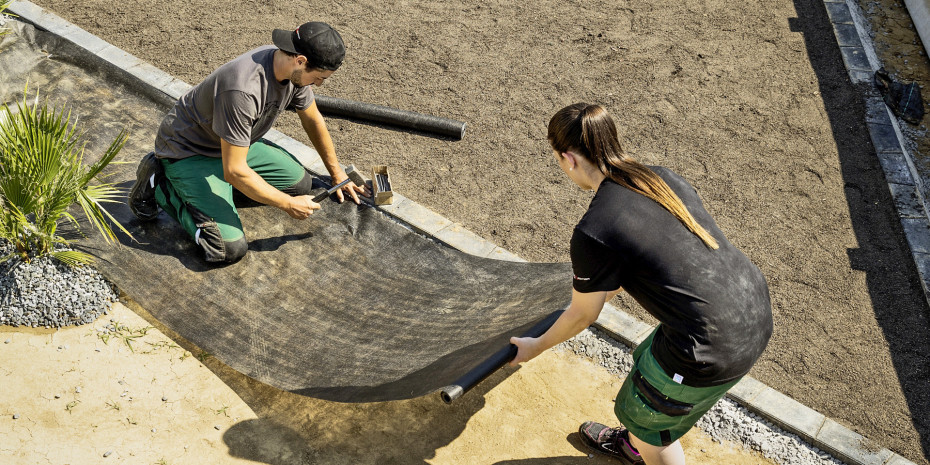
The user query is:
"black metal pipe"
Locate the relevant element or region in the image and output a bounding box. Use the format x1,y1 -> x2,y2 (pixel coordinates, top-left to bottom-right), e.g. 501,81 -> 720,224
439,310 -> 565,403
315,95 -> 467,140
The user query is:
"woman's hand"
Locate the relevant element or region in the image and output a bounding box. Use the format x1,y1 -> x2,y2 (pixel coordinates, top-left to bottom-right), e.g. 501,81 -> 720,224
509,336 -> 544,366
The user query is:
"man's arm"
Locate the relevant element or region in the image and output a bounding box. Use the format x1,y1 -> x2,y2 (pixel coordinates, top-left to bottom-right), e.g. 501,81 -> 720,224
297,101 -> 369,204
221,139 -> 319,219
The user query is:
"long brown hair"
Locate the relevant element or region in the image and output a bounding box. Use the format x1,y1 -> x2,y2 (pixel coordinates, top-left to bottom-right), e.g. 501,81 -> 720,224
548,103 -> 719,249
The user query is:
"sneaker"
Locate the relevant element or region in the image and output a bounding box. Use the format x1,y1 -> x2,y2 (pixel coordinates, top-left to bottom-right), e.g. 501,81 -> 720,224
128,151 -> 163,221
578,421 -> 644,464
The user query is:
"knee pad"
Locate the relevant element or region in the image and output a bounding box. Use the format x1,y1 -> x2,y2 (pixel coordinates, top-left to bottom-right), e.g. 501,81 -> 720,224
190,216 -> 248,264
222,237 -> 249,263
282,171 -> 316,196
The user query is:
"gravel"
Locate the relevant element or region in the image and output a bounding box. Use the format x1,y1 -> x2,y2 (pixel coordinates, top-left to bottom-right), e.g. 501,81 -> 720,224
556,327 -> 846,465
0,239 -> 118,328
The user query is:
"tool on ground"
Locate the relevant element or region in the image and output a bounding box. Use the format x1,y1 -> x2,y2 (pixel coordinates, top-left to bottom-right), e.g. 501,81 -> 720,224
372,165 -> 394,206
312,165 -> 365,203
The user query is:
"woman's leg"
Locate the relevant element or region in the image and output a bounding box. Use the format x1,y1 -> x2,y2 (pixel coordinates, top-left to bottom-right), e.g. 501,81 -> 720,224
629,433 -> 685,465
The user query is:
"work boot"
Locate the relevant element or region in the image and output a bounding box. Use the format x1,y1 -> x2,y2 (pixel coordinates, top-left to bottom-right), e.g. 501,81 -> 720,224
128,151 -> 163,221
579,421 -> 644,464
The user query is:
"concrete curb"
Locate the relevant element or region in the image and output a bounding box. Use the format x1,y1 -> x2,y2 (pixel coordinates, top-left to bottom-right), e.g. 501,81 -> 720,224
829,0 -> 930,309
3,2 -> 918,464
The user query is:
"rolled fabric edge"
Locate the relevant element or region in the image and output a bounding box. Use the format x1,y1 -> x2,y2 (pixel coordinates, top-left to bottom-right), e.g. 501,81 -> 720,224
315,95 -> 467,140
438,309 -> 565,404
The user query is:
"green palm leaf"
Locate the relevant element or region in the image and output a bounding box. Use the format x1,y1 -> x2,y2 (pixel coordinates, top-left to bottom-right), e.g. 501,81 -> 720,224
0,87 -> 133,265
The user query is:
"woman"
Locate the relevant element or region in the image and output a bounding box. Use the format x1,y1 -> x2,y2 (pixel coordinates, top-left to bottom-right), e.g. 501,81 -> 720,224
511,103 -> 772,465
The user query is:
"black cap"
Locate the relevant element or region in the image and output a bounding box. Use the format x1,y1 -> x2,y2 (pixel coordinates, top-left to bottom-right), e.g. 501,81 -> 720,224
272,22 -> 345,71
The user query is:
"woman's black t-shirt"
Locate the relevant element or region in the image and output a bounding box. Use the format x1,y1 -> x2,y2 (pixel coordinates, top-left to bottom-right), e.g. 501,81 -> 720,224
570,167 -> 772,387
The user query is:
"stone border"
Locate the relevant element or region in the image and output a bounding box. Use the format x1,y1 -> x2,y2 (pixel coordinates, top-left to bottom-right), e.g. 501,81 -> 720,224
3,2 -> 918,464
829,0 -> 930,305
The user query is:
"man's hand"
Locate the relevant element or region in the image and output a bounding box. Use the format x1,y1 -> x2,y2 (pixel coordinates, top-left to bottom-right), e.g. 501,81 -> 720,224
283,195 -> 321,219
331,168 -> 371,204
509,336 -> 544,366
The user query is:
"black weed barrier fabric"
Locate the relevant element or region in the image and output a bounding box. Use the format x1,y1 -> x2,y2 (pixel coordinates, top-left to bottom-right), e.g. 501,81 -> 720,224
1,21 -> 572,402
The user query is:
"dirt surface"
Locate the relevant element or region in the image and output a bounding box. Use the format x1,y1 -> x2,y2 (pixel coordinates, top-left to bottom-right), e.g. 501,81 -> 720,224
0,302 -> 775,465
7,0 -> 930,463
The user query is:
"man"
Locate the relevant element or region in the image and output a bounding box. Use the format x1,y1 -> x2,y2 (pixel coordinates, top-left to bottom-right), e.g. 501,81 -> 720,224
129,21 -> 367,263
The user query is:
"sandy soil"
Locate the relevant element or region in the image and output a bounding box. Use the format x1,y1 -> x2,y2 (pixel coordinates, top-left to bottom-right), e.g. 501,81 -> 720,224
4,0 -> 930,463
0,301 -> 774,465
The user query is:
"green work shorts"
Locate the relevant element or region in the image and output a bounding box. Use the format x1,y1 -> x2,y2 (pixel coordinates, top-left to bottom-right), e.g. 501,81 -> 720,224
614,327 -> 740,447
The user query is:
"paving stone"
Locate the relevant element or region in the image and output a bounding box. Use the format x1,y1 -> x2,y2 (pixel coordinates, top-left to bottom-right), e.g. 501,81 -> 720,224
864,97 -> 894,125
848,69 -> 874,84
911,252 -> 930,299
751,387 -> 826,444
125,61 -> 175,92
57,25 -> 111,56
433,223 -> 498,257
161,79 -> 192,100
868,123 -> 904,153
888,182 -> 926,218
840,46 -> 872,72
380,198 -> 453,237
485,247 -> 526,262
726,375 -> 768,404
884,452 -> 922,465
900,217 -> 930,254
825,2 -> 855,24
874,150 -> 916,185
833,23 -> 862,47
816,419 -> 894,465
594,305 -> 654,347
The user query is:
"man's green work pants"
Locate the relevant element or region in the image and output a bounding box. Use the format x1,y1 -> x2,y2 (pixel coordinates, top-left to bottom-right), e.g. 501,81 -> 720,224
153,140 -> 314,263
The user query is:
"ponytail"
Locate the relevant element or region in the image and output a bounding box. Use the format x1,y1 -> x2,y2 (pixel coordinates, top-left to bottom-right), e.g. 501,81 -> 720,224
548,103 -> 719,249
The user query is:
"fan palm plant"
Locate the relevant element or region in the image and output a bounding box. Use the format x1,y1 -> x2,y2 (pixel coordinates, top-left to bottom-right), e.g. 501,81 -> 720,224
0,89 -> 133,266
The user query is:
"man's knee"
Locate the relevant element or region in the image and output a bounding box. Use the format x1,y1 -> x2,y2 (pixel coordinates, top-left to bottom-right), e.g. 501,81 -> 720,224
281,172 -> 315,196
195,222 -> 248,263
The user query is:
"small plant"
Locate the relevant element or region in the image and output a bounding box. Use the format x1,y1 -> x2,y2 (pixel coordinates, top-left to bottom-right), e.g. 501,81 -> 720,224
65,400 -> 80,414
0,1 -> 14,37
214,405 -> 230,417
105,400 -> 121,411
0,87 -> 132,266
96,323 -> 153,352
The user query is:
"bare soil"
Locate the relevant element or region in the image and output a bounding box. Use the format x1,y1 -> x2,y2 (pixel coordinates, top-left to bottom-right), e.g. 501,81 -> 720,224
0,302 -> 774,464
10,0 -> 930,463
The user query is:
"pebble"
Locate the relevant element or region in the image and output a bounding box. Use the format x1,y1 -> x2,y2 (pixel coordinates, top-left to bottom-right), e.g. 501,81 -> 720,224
558,328 -> 844,465
12,414 -> 19,419
214,425 -> 221,430
4,339 -> 10,344
162,396 -> 168,402
0,240 -> 117,329
103,450 -> 112,458
75,387 -> 81,394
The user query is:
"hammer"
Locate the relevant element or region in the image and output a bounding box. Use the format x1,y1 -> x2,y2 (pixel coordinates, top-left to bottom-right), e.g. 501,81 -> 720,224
311,165 -> 366,203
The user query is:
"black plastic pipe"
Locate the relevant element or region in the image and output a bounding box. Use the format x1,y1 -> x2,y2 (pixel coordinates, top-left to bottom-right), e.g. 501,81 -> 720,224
439,310 -> 565,403
315,95 -> 467,140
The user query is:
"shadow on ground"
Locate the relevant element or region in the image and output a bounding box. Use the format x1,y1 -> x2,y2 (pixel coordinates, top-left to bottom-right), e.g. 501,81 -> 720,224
123,298 -> 510,465
790,0 -> 930,461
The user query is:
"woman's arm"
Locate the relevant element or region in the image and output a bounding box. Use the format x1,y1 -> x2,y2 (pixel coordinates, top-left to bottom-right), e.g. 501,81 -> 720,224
509,288 -> 615,365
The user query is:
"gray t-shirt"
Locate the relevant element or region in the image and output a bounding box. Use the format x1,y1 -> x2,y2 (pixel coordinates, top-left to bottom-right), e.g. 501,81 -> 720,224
155,46 -> 314,159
